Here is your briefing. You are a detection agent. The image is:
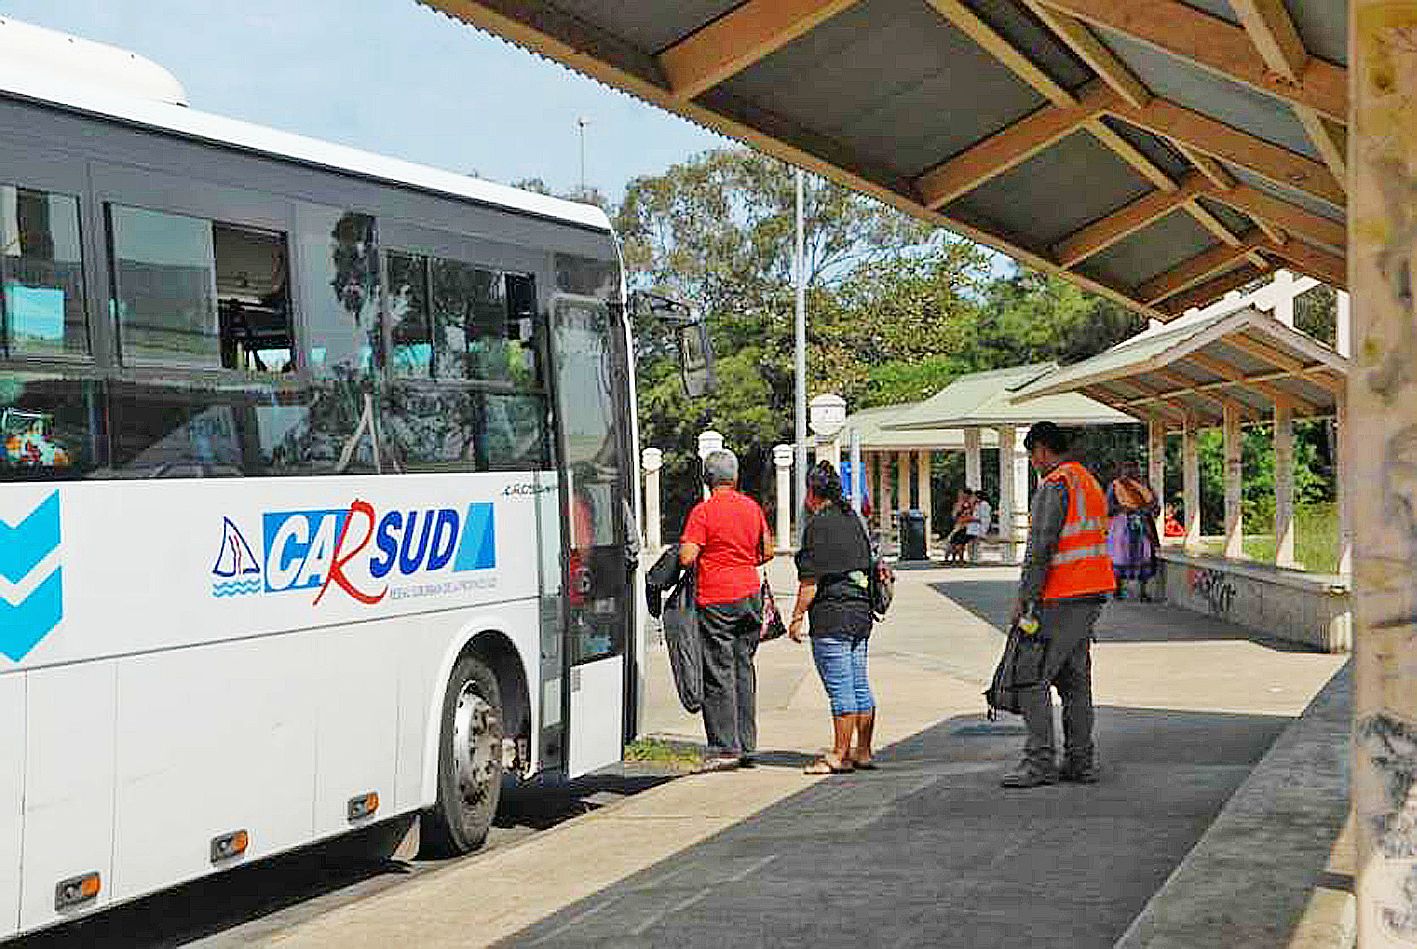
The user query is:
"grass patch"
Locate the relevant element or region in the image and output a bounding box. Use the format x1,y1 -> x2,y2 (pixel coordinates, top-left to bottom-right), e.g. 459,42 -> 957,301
1196,502 -> 1339,573
623,737 -> 703,770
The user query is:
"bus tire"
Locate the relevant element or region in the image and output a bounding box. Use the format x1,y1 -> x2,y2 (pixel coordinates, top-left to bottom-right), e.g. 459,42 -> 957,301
424,653 -> 505,855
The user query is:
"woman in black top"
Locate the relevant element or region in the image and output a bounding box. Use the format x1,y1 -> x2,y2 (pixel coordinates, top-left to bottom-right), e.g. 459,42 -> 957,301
789,461 -> 877,774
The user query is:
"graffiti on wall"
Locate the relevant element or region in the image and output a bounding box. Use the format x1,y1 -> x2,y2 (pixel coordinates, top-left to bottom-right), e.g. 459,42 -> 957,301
1187,567 -> 1236,616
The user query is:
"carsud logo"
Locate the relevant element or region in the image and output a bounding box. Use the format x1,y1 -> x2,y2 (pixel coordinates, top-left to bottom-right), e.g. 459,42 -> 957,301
0,491 -> 62,661
212,499 -> 496,606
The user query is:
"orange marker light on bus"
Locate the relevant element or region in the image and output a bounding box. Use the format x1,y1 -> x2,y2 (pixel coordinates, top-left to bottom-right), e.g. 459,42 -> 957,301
348,792 -> 379,822
54,872 -> 100,910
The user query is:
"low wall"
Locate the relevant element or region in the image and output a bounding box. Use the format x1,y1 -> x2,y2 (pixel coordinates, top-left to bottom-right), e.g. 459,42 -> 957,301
1157,550 -> 1352,653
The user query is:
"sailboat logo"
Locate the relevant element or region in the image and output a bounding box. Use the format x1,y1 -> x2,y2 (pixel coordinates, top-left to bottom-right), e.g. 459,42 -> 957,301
211,517 -> 262,597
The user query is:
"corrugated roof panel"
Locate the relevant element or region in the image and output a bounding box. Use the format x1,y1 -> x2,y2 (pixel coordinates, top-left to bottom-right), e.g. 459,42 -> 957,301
717,0 -> 1047,179
947,130 -> 1156,249
1195,195 -> 1256,235
1096,117 -> 1193,180
1080,210 -> 1220,289
548,0 -> 744,55
1095,28 -> 1320,160
961,0 -> 1093,89
1226,163 -> 1345,221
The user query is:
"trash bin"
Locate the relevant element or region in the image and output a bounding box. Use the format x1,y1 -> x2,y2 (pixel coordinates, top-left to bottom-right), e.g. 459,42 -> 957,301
900,509 -> 927,561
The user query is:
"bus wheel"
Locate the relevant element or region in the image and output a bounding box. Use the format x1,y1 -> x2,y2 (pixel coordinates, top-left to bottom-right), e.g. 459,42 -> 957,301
425,654 -> 505,855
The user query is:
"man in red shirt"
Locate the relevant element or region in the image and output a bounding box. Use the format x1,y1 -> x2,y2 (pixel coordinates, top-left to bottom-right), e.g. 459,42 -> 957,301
680,449 -> 774,770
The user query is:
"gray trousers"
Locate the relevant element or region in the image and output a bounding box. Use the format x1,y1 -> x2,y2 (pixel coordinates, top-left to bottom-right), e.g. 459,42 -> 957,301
1020,599 -> 1104,768
698,593 -> 762,757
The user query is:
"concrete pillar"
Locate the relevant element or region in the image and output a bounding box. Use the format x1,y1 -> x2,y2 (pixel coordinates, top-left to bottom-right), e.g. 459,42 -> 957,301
641,447 -> 662,553
1272,269 -> 1296,327
998,425 -> 1030,564
1147,418 -> 1166,543
819,435 -> 841,468
1222,403 -> 1244,559
917,449 -> 933,548
1336,392 -> 1352,579
772,443 -> 793,552
697,429 -> 724,501
896,451 -> 911,512
1336,290 -> 1351,357
1183,415 -> 1201,553
1273,402 -> 1296,568
1351,9 -> 1417,930
964,428 -> 982,490
877,451 -> 892,536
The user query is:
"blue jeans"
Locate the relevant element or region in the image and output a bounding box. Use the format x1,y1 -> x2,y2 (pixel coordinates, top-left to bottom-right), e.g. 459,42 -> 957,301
811,634 -> 875,716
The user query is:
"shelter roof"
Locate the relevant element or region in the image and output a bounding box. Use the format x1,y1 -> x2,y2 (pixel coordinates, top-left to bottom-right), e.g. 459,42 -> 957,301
843,402 -> 1000,450
1012,305 -> 1347,427
421,0 -> 1349,318
885,364 -> 1134,429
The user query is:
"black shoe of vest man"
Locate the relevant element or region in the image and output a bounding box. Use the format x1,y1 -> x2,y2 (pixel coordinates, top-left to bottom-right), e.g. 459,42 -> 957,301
1000,760 -> 1058,788
1059,759 -> 1101,784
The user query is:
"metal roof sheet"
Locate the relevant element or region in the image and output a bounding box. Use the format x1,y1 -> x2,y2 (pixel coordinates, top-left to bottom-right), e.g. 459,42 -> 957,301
885,363 -> 1134,428
842,402 -> 1001,449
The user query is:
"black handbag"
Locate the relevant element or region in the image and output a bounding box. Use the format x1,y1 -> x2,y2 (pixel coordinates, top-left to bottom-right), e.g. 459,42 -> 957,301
759,578 -> 788,642
984,625 -> 1047,719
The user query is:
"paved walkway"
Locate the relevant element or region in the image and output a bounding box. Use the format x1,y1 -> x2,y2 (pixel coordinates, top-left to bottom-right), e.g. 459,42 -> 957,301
262,564 -> 1345,948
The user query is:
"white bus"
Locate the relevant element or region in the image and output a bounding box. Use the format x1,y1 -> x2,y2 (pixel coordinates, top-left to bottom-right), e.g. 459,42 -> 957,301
0,20 -> 705,940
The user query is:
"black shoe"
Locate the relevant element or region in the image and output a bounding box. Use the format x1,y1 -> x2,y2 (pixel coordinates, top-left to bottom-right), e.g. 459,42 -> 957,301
1059,759 -> 1101,784
738,755 -> 757,768
1000,761 -> 1058,788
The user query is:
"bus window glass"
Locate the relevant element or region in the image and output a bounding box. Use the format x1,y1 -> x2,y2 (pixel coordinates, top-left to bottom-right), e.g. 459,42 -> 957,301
301,209 -> 378,377
214,223 -> 294,374
484,392 -> 549,471
109,205 -> 220,367
381,384 -> 481,471
106,379 -> 250,477
1,186 -> 88,358
0,373 -> 103,480
386,251 -> 431,378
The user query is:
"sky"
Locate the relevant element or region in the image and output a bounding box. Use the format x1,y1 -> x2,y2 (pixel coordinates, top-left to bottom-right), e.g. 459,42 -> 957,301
0,0 -> 727,201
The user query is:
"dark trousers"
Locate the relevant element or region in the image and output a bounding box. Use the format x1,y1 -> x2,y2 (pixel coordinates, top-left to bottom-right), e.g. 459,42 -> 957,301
698,593 -> 762,757
1020,599 -> 1103,768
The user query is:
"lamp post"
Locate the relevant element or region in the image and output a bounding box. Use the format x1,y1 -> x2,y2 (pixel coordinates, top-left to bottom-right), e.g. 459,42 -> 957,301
809,393 -> 847,467
641,447 -> 662,553
697,429 -> 724,500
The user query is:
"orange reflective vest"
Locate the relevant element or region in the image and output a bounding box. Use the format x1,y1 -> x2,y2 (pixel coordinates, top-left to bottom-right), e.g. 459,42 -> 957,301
1039,461 -> 1116,601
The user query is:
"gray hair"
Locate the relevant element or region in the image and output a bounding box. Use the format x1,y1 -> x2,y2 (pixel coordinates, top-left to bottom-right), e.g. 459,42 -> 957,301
703,449 -> 739,487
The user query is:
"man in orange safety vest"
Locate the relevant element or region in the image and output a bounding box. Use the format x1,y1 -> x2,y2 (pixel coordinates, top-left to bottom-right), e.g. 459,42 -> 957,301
1001,422 -> 1115,788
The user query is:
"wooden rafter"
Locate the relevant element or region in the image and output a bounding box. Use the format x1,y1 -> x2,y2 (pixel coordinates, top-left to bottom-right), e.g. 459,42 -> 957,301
925,0 -> 1075,107
1264,238 -> 1347,287
1105,99 -> 1345,207
1020,0 -> 1150,108
1052,173 -> 1205,266
1034,0 -> 1346,122
1183,199 -> 1269,269
1222,333 -> 1306,372
657,0 -> 860,100
1187,350 -> 1324,414
1158,264 -> 1270,316
1204,184 -> 1344,249
1294,109 -> 1348,184
916,87 -> 1115,208
1137,233 -> 1268,304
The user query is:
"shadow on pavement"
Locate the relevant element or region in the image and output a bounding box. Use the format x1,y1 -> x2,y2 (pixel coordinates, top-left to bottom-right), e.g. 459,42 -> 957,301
930,577 -> 1320,652
505,704 -> 1292,949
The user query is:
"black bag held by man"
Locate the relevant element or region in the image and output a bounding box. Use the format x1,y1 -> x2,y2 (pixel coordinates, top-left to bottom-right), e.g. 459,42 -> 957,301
661,570 -> 703,713
985,625 -> 1047,719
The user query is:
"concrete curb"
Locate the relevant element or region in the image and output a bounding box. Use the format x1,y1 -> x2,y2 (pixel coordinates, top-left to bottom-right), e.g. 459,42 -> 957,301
1115,661 -> 1354,949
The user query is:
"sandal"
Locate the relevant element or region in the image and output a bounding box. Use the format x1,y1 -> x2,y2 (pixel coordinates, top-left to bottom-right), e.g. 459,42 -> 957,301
851,758 -> 879,771
804,757 -> 853,775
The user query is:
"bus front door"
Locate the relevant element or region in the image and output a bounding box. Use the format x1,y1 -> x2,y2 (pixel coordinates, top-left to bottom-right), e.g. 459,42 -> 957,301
550,297 -> 632,777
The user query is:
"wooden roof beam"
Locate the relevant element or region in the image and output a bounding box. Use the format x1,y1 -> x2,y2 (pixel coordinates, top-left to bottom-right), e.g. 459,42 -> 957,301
1137,233 -> 1268,305
1034,0 -> 1346,122
1294,108 -> 1348,186
1222,333 -> 1306,372
1188,350 -> 1324,414
916,86 -> 1116,208
658,0 -> 861,100
1021,0 -> 1151,108
1105,99 -> 1345,207
1264,238 -> 1347,288
1203,183 -> 1344,249
1158,263 -> 1270,317
1052,172 -> 1206,267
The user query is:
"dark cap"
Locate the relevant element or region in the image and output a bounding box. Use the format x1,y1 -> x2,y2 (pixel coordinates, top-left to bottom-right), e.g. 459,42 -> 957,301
1023,421 -> 1071,453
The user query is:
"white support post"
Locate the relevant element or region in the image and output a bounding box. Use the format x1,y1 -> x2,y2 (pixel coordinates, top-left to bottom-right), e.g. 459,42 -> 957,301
1183,415 -> 1201,553
1147,418 -> 1166,543
996,425 -> 1030,564
964,428 -> 982,490
772,444 -> 793,552
641,448 -> 662,554
697,429 -> 724,501
1274,401 -> 1297,568
1223,403 -> 1244,559
1272,269 -> 1296,327
877,451 -> 892,537
1336,290 -> 1351,357
820,435 -> 842,468
896,451 -> 911,512
917,450 -> 933,551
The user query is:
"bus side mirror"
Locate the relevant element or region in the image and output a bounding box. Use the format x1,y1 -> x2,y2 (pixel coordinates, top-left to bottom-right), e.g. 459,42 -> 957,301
628,290 -> 716,398
678,320 -> 714,399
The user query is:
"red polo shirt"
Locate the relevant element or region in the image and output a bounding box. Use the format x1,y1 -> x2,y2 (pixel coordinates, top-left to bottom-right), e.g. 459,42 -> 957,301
681,489 -> 769,606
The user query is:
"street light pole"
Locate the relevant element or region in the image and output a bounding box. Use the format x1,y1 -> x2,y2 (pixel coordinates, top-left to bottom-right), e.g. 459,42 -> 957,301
577,117 -> 589,199
794,167 -> 807,542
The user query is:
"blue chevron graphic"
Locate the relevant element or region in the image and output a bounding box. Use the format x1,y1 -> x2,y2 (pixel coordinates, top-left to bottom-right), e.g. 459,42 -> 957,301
0,567 -> 62,661
0,491 -> 60,583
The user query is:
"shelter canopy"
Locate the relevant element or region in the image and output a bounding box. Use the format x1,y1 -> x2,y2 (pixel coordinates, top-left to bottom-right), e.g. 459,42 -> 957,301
421,0 -> 1348,320
1012,307 -> 1348,427
886,364 -> 1134,429
843,402 -> 1000,450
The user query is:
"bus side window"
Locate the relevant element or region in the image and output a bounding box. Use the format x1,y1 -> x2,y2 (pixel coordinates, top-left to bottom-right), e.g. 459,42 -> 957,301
0,184 -> 89,359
